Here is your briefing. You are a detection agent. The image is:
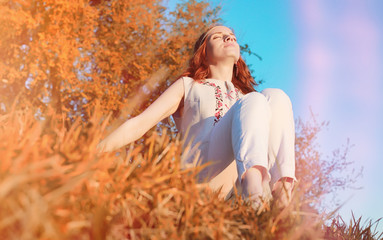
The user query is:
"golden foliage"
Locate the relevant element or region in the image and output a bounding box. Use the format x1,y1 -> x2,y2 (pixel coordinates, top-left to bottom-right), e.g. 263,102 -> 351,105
0,107 -> 327,239
0,0 -> 219,121
295,115 -> 363,212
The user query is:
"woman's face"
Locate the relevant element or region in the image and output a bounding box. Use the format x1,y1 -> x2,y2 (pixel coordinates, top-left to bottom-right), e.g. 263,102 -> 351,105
205,26 -> 240,65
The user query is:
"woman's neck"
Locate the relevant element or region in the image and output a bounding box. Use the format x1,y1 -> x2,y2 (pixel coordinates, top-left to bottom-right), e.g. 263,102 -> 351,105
208,62 -> 234,82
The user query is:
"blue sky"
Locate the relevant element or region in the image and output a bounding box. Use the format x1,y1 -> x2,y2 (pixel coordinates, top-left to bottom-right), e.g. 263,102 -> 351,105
214,0 -> 383,228
166,0 -> 383,229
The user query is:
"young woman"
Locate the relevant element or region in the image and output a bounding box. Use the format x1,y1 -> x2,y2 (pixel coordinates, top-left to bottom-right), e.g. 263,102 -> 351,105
98,25 -> 296,208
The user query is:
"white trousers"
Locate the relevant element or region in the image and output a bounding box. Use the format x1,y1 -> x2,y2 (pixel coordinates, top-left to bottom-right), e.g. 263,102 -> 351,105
198,88 -> 296,198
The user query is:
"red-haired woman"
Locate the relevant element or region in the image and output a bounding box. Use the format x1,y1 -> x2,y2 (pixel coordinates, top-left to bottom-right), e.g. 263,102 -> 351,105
98,25 -> 296,208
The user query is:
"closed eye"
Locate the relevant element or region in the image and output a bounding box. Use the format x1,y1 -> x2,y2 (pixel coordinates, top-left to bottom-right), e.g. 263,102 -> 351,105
211,32 -> 237,41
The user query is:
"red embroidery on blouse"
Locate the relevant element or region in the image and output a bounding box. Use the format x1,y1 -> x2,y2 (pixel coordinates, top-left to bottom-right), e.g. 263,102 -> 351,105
234,88 -> 240,100
224,91 -> 234,100
197,80 -> 241,125
197,81 -> 223,125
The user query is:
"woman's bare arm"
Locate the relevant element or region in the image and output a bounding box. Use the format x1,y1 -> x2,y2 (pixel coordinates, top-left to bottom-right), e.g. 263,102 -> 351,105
97,78 -> 184,152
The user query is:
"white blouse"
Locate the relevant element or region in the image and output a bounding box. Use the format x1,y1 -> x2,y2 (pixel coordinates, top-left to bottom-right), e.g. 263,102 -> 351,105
174,77 -> 244,169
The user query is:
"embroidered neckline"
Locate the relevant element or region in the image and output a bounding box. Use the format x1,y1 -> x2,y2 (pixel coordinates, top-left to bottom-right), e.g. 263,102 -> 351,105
197,81 -> 223,125
197,80 -> 240,125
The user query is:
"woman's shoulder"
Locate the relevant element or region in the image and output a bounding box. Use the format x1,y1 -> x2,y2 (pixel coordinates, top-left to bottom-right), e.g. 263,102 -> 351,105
174,76 -> 193,89
177,76 -> 224,85
178,77 -> 228,92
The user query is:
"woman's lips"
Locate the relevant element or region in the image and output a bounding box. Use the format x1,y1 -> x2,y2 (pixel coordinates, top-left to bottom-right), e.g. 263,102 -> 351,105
224,43 -> 236,48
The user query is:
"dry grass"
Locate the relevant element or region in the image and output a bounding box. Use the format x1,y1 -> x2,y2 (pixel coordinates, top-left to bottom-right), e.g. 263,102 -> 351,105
0,108 -> 381,240
324,214 -> 383,240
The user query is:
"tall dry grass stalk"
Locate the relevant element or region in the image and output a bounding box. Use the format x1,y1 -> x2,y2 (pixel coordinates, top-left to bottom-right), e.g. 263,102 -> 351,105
0,106 -> 380,239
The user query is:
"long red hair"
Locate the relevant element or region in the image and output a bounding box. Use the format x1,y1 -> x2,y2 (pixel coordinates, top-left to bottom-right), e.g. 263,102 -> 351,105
181,26 -> 257,94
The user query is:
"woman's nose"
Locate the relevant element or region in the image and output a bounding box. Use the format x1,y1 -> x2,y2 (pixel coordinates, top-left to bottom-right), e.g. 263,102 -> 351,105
224,35 -> 234,42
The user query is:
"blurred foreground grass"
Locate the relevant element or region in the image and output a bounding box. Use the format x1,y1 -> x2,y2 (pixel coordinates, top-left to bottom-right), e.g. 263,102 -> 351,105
0,108 -> 381,240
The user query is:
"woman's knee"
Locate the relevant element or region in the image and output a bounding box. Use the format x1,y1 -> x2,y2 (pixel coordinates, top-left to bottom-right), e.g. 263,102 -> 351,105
236,92 -> 271,120
261,88 -> 292,108
242,91 -> 269,108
